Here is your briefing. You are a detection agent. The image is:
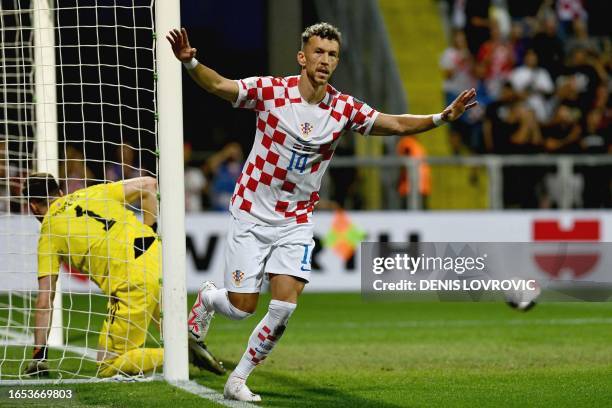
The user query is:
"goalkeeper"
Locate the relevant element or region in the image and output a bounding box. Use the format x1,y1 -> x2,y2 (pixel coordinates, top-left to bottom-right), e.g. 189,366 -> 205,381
23,173 -> 223,377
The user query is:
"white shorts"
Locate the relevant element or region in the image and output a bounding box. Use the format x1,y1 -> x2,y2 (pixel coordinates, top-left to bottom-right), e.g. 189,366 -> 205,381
224,215 -> 315,293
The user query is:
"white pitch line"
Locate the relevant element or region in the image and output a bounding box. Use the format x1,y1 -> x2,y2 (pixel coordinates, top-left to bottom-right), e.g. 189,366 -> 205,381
213,317 -> 612,331
172,380 -> 257,408
1,328 -> 255,406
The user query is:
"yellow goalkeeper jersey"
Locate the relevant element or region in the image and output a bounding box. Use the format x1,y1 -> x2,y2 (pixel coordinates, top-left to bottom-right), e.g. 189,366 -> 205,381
37,181 -> 158,294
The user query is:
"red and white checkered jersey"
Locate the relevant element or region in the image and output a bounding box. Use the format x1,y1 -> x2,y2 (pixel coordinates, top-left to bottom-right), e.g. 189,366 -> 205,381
229,75 -> 379,225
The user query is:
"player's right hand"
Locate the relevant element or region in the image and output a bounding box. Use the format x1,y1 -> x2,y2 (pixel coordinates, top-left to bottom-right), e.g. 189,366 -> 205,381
23,346 -> 50,377
166,28 -> 197,63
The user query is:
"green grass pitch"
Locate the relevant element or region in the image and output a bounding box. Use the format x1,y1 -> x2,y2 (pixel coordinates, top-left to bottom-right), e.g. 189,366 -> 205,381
1,293 -> 611,407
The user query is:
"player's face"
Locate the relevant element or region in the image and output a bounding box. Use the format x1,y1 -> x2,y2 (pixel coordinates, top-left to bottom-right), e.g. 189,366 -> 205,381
298,36 -> 340,86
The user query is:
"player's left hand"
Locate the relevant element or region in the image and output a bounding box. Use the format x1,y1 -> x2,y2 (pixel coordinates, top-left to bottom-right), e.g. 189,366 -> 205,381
441,88 -> 477,122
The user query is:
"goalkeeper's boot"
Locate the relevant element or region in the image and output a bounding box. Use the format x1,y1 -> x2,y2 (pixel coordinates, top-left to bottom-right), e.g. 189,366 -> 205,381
224,375 -> 261,402
188,339 -> 226,375
188,281 -> 216,341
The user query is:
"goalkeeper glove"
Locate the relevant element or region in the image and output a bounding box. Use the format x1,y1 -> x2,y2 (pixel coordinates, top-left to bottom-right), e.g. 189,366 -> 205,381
23,346 -> 49,377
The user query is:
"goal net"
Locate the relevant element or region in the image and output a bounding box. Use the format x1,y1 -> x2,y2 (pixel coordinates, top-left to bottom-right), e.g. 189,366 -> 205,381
0,0 -> 166,382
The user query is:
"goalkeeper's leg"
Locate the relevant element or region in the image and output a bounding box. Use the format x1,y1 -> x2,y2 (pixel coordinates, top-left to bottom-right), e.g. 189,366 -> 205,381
98,348 -> 163,378
97,286 -> 161,377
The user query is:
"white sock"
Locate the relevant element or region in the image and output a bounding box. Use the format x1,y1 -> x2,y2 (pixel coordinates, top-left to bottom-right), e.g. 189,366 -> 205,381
204,287 -> 251,320
232,299 -> 296,380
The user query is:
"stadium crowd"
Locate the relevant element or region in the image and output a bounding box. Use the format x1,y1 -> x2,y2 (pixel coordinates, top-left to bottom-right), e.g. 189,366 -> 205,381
441,0 -> 611,208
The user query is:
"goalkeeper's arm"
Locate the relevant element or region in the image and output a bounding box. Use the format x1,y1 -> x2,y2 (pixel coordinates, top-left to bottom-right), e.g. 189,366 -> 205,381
25,274 -> 58,375
122,176 -> 158,228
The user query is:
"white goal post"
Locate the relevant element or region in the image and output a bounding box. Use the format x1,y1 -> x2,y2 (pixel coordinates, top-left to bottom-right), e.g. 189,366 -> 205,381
0,0 -> 188,383
155,0 -> 189,383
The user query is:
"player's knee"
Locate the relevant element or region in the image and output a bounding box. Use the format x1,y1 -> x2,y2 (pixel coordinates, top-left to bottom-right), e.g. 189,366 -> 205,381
229,302 -> 256,317
228,292 -> 258,316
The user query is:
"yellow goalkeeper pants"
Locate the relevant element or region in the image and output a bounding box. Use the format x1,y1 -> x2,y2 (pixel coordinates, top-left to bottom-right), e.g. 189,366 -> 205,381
97,241 -> 162,377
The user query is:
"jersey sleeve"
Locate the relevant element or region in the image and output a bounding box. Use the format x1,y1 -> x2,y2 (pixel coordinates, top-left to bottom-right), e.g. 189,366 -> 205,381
232,76 -> 278,111
37,221 -> 61,279
82,181 -> 125,203
345,96 -> 380,136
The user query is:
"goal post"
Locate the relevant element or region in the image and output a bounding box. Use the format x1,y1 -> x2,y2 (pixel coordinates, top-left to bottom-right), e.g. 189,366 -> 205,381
32,0 -> 62,349
155,0 -> 189,383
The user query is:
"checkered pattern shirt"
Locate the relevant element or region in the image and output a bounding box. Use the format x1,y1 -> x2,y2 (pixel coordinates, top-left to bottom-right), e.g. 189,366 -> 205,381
229,75 -> 379,225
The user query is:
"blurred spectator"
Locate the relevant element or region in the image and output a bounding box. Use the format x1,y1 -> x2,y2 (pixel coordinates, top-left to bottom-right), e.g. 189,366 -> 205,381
579,108 -> 612,208
483,83 -> 544,207
106,143 -> 141,181
396,137 -> 431,208
509,48 -> 555,122
540,105 -> 583,208
509,22 -> 529,66
477,19 -> 515,98
184,142 -> 207,212
206,142 -> 243,212
531,14 -> 565,78
555,0 -> 587,40
542,104 -> 582,153
483,82 -> 520,154
557,47 -> 606,115
463,0 -> 491,56
440,29 -> 478,153
59,145 -> 95,193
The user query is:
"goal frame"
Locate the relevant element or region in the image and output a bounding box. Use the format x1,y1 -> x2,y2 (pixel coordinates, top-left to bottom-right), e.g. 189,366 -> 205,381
2,0 -> 188,384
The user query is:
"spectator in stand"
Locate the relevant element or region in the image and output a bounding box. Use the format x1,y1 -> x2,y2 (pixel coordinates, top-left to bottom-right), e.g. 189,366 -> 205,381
579,108 -> 612,208
541,104 -> 584,208
510,48 -> 555,123
463,0 -> 491,56
440,29 -> 478,153
59,144 -> 95,193
484,82 -> 544,207
477,19 -> 515,98
206,142 -> 244,212
531,13 -> 565,79
396,136 -> 431,209
558,47 -> 607,115
542,104 -> 582,154
184,142 -> 207,212
105,143 -> 141,182
555,0 -> 587,40
509,22 -> 530,66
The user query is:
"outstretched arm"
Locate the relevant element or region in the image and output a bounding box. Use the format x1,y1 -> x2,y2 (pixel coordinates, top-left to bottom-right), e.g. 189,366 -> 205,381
166,28 -> 238,103
370,89 -> 477,136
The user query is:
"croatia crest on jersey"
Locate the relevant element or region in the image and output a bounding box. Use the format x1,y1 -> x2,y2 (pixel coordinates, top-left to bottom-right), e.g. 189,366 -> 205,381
299,122 -> 313,139
232,270 -> 244,286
